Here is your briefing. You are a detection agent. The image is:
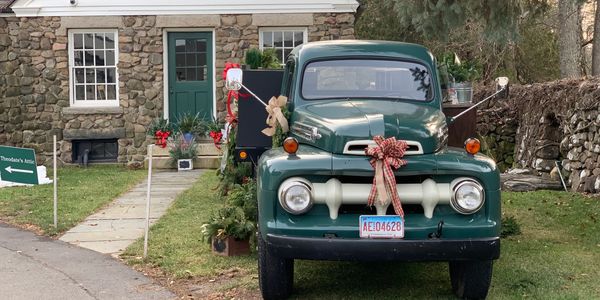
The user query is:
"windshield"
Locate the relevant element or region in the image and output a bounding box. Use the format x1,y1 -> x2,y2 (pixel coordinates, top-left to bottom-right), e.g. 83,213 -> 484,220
302,59 -> 433,101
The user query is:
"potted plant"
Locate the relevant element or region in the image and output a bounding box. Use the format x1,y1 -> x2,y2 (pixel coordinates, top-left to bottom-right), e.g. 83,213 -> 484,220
201,206 -> 254,256
438,53 -> 480,104
206,118 -> 223,149
245,48 -> 262,69
147,117 -> 173,148
244,48 -> 281,70
260,48 -> 281,69
176,113 -> 206,142
167,132 -> 197,171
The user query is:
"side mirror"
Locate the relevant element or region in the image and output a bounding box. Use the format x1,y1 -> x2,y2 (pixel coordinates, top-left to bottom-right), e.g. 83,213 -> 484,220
495,77 -> 509,99
226,68 -> 243,91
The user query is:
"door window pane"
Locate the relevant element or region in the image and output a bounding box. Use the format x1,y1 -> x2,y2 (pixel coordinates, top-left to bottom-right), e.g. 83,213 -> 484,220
186,68 -> 197,81
173,37 -> 208,82
175,39 -> 186,52
195,40 -> 206,52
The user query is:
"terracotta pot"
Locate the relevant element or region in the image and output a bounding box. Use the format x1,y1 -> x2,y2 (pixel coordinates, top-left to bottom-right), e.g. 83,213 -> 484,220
211,236 -> 250,256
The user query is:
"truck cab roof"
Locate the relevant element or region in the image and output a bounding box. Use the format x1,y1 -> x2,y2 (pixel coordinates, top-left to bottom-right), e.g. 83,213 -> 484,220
291,40 -> 436,68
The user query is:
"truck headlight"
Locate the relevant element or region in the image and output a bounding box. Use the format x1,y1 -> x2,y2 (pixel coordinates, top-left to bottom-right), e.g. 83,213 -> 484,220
278,178 -> 313,215
450,178 -> 485,214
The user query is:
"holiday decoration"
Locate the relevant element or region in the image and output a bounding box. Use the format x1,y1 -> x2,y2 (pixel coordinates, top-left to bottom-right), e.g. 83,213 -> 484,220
261,96 -> 289,137
365,136 -> 409,217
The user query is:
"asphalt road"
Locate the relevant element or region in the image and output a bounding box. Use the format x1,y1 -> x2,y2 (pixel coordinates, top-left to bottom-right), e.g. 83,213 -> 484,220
0,222 -> 174,300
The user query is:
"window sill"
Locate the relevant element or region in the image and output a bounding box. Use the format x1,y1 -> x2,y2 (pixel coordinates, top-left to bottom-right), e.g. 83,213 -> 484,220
62,107 -> 123,115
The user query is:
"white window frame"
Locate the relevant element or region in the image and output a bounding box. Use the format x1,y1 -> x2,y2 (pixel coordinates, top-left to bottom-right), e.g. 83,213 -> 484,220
259,27 -> 308,64
68,29 -> 120,107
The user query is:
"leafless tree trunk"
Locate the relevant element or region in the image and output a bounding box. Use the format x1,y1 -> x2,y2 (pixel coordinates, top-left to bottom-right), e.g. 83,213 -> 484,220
558,0 -> 582,78
592,0 -> 600,75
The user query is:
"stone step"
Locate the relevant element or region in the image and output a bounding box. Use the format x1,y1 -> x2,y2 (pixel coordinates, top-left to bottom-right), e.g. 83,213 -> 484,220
144,156 -> 221,169
151,142 -> 222,157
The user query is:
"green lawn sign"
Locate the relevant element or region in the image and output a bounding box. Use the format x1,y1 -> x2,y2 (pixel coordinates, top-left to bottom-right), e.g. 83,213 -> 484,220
0,146 -> 39,185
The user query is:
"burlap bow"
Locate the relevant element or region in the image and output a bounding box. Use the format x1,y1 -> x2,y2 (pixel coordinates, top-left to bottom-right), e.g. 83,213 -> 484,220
261,96 -> 289,136
365,136 -> 409,217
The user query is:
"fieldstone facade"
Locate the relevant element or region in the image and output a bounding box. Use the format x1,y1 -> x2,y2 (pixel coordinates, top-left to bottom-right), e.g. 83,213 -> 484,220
0,13 -> 355,165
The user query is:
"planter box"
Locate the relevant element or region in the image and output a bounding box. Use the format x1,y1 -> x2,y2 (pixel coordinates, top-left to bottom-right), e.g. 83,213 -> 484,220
211,236 -> 250,256
177,159 -> 193,171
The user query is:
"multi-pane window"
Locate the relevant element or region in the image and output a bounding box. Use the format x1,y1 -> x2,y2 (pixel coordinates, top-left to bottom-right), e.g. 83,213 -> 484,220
68,30 -> 119,106
175,38 -> 208,81
260,28 -> 307,64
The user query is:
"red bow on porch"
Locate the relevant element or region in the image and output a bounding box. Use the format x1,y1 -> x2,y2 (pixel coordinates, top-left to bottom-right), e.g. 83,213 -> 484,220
365,136 -> 409,217
155,130 -> 170,148
209,131 -> 223,150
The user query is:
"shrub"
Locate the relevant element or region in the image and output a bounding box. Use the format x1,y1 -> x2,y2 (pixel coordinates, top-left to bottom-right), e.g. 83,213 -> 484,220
261,48 -> 281,69
226,180 -> 257,223
201,206 -> 255,241
147,118 -> 173,136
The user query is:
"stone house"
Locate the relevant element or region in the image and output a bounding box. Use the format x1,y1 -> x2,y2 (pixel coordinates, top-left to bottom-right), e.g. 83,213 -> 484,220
0,0 -> 358,165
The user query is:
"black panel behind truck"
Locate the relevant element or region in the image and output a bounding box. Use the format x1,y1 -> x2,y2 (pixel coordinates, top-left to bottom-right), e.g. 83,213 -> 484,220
235,70 -> 284,164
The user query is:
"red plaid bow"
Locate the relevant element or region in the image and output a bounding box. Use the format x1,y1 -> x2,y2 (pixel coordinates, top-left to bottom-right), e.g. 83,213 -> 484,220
365,136 -> 409,217
155,130 -> 170,148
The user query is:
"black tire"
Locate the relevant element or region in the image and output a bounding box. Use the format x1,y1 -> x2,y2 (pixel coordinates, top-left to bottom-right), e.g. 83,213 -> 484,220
258,232 -> 294,300
449,260 -> 493,299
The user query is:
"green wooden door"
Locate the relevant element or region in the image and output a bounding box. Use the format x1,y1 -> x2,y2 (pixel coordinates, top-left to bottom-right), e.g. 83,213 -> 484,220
168,32 -> 213,121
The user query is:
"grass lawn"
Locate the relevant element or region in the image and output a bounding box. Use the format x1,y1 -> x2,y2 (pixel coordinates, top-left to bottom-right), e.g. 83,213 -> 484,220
122,171 -> 257,278
123,172 -> 600,299
0,165 -> 146,236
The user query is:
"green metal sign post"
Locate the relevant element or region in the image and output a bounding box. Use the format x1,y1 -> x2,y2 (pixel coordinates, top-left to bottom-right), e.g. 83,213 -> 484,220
0,146 -> 39,185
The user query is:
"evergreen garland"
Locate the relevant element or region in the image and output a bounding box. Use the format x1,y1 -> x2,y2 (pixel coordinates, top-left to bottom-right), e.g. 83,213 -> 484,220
272,106 -> 291,148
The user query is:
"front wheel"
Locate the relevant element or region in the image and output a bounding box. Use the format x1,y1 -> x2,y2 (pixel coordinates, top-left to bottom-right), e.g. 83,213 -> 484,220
449,260 -> 493,299
258,233 -> 294,300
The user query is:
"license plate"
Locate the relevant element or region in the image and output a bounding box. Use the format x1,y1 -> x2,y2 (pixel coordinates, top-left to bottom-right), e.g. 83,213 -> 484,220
359,215 -> 404,238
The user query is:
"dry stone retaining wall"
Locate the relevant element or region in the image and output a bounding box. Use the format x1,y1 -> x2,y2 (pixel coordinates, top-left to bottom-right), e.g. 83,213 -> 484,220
0,13 -> 355,165
476,79 -> 600,193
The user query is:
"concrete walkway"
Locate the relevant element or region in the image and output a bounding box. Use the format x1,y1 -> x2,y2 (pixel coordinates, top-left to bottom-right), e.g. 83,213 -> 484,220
60,170 -> 204,256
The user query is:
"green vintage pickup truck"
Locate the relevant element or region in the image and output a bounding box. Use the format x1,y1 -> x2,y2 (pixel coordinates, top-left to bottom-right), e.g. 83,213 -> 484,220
229,40 -> 505,299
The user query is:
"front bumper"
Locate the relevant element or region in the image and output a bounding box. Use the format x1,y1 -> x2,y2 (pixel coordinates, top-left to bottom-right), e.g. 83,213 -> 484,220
266,234 -> 500,262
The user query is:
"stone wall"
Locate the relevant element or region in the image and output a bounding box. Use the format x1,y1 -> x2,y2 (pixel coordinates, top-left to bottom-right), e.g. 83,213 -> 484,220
562,89 -> 600,193
0,13 -> 355,165
476,79 -> 600,193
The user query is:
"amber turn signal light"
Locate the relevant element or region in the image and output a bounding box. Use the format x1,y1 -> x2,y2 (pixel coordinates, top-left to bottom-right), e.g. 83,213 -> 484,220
464,138 -> 481,155
283,137 -> 299,154
239,150 -> 248,160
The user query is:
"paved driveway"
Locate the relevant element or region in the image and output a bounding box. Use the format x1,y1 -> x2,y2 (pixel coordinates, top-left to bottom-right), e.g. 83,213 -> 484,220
0,222 -> 174,300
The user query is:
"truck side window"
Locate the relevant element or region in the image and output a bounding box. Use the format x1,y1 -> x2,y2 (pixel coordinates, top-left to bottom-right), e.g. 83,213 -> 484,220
281,60 -> 295,98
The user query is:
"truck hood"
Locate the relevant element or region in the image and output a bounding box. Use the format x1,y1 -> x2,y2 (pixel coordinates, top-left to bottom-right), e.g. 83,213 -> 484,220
290,100 -> 447,155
